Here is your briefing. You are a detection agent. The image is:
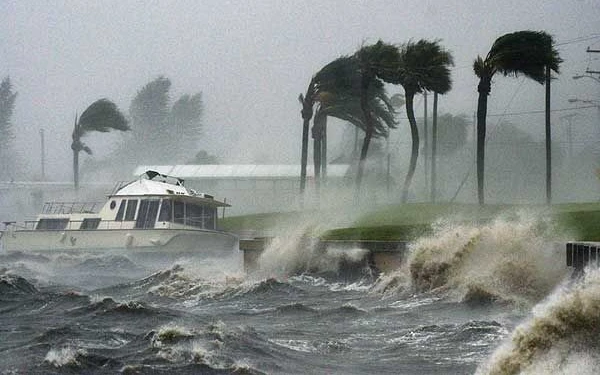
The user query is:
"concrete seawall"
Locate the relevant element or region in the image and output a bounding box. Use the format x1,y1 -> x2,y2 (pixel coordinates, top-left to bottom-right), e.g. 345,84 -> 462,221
239,237 -> 409,274
566,242 -> 600,274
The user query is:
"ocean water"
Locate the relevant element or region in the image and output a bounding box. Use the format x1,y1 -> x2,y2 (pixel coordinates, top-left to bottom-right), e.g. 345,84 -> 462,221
1,212 -> 599,374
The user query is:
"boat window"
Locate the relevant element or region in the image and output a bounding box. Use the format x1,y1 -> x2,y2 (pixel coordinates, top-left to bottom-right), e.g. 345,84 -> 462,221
135,199 -> 160,229
173,200 -> 185,224
125,199 -> 138,221
80,218 -> 101,230
186,203 -> 203,228
115,200 -> 126,221
204,207 -> 216,229
158,199 -> 172,222
36,218 -> 69,230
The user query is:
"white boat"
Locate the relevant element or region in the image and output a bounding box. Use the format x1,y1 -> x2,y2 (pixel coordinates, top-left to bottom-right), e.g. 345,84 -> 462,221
0,171 -> 238,255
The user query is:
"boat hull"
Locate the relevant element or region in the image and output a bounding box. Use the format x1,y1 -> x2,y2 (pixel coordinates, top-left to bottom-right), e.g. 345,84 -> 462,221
1,228 -> 238,255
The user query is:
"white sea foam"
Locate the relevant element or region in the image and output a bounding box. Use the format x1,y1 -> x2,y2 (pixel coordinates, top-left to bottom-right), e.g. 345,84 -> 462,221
254,220 -> 369,279
477,268 -> 600,375
372,210 -> 568,304
44,346 -> 86,367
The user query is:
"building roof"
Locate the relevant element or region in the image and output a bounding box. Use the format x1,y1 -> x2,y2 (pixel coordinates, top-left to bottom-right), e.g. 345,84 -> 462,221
133,165 -> 350,180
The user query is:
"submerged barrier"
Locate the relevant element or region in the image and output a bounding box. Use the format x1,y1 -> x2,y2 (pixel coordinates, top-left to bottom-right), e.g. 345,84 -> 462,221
566,242 -> 600,273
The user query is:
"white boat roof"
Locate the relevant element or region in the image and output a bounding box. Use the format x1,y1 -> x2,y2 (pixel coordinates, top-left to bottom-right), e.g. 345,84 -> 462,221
115,178 -> 188,196
114,171 -> 230,207
133,164 -> 351,179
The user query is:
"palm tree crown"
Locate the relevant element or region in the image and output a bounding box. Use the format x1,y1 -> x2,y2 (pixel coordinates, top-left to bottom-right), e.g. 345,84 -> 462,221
71,98 -> 129,188
474,30 -> 562,92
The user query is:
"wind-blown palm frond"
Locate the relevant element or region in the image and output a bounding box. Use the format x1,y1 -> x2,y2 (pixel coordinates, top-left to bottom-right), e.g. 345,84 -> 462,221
314,55 -> 361,99
394,39 -> 454,94
78,98 -> 129,136
486,30 -> 562,83
318,90 -> 397,138
354,40 -> 401,83
71,98 -> 129,189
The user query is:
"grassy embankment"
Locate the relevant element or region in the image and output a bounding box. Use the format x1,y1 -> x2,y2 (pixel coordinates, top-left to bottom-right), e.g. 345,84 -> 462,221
220,203 -> 600,242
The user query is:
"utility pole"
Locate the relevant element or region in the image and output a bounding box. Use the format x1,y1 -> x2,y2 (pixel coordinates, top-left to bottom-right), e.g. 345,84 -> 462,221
585,47 -> 600,75
560,114 -> 576,159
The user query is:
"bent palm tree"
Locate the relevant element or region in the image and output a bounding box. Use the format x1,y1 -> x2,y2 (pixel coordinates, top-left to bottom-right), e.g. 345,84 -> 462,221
474,30 -> 561,205
299,56 -> 358,195
392,40 -> 453,203
72,99 -> 129,188
354,41 -> 401,195
311,61 -> 397,199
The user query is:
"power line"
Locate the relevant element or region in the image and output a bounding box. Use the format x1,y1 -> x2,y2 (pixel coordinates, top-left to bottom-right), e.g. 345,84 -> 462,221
556,34 -> 600,46
487,105 -> 598,116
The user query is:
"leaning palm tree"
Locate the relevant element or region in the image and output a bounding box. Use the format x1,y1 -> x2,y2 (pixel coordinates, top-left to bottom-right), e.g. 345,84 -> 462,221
391,39 -> 454,203
71,98 -> 129,188
354,41 -> 402,194
313,73 -> 397,198
299,55 -> 360,195
474,30 -> 561,205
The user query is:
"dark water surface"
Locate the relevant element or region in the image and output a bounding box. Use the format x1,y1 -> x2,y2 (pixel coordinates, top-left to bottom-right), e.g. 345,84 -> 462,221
1,215 -> 599,374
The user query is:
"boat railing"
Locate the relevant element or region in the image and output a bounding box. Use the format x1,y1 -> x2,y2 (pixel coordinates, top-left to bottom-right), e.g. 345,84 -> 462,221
42,201 -> 103,215
18,219 -> 196,231
109,180 -> 129,196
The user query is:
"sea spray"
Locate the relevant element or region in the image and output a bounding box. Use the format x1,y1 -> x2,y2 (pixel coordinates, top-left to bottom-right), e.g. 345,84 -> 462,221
372,211 -> 567,304
254,221 -> 368,278
477,268 -> 600,375
44,346 -> 87,367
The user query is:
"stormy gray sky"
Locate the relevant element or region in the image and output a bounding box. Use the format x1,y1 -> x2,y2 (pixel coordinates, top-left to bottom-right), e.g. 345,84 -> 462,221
1,0 -> 599,180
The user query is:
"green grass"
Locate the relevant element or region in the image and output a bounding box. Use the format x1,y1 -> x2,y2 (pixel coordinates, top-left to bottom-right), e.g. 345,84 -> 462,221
221,202 -> 600,242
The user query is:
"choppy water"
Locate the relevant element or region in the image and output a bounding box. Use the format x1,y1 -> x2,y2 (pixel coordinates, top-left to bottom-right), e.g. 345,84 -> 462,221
1,212 -> 599,374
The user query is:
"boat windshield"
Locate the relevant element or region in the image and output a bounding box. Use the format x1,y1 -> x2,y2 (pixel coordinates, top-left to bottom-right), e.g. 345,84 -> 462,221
160,198 -> 216,229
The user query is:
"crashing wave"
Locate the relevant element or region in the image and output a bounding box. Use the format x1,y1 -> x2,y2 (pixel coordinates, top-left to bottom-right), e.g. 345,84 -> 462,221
477,268 -> 600,374
372,211 -> 568,305
0,272 -> 38,295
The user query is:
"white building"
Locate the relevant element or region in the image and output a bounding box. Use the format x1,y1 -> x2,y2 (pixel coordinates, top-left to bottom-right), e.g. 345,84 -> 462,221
133,165 -> 353,215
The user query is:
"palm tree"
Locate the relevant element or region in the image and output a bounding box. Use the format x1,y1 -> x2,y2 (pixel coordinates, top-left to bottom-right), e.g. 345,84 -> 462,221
391,40 -> 454,203
299,79 -> 316,196
311,69 -> 397,198
71,99 -> 129,188
473,30 -> 561,205
353,41 -> 401,195
300,54 -> 393,197
299,56 -> 358,196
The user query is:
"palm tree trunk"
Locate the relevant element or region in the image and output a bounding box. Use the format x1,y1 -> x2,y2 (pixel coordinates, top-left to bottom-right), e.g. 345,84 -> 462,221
476,76 -> 491,205
423,91 -> 429,194
300,85 -> 314,197
431,92 -> 438,202
72,115 -> 80,190
300,116 -> 310,195
312,113 -> 324,201
322,116 -> 327,185
356,129 -> 373,197
545,65 -> 552,204
401,92 -> 419,203
356,73 -> 375,199
73,148 -> 79,189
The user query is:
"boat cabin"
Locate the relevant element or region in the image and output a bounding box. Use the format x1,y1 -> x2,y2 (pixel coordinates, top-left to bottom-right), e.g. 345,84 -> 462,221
32,171 -> 230,232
